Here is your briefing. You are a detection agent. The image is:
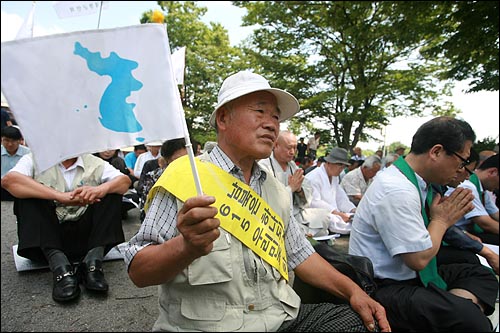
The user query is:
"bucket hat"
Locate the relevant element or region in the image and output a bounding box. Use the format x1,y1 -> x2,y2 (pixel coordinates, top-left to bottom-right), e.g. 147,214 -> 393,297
209,71 -> 299,127
324,147 -> 351,165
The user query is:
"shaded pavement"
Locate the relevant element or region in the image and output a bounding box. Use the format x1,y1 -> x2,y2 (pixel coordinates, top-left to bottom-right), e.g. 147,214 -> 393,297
1,201 -> 158,332
1,200 -> 353,332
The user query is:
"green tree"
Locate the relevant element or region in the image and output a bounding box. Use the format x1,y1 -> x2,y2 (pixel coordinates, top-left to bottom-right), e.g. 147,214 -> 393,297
473,136 -> 498,153
140,1 -> 242,144
234,1 -> 461,152
387,142 -> 408,155
417,1 -> 499,92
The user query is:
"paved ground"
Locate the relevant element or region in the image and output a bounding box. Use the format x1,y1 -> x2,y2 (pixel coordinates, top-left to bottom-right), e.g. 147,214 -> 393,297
1,201 -> 158,332
1,199 -> 351,332
2,199 -> 498,331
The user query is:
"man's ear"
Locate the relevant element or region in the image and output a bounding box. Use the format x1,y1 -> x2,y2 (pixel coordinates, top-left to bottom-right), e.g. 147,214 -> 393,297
215,106 -> 230,130
429,144 -> 445,162
488,167 -> 498,178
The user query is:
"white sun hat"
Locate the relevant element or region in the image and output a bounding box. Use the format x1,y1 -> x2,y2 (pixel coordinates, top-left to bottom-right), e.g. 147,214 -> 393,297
209,71 -> 300,128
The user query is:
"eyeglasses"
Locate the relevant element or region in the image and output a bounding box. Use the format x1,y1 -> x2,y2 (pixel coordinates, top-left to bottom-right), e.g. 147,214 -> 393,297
450,151 -> 474,175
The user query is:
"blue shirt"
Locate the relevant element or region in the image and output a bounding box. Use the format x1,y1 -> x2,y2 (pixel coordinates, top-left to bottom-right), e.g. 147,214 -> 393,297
446,179 -> 499,229
124,152 -> 137,169
1,144 -> 30,178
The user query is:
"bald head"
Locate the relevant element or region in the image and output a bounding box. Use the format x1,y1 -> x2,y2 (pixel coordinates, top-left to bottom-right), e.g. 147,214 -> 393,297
274,130 -> 298,165
276,130 -> 296,145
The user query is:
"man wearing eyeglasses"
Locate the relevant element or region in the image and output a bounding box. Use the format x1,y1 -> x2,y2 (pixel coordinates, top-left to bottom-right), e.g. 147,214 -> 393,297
433,149 -> 499,275
446,153 -> 499,246
348,116 -> 498,332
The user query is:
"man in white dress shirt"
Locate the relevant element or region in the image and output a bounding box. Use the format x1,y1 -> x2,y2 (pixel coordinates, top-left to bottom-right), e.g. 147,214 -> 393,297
133,141 -> 162,179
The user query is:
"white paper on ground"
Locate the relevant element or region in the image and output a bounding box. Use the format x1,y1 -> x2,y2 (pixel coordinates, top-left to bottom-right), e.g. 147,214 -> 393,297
12,242 -> 128,272
313,234 -> 341,241
476,243 -> 499,269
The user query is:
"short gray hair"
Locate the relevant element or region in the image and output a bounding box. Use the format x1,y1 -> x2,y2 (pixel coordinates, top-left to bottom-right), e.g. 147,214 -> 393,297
382,153 -> 398,166
362,155 -> 382,169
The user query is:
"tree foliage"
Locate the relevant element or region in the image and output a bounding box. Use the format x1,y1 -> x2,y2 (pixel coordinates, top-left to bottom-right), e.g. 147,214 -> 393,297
416,1 -> 499,92
140,1 -> 243,144
138,1 -> 498,148
473,136 -> 498,153
233,1 -> 466,151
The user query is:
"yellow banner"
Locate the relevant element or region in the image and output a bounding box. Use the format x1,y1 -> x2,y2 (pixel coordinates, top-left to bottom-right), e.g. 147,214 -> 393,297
147,155 -> 288,281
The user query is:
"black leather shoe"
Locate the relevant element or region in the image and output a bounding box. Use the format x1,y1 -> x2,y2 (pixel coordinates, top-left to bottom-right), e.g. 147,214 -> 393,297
81,260 -> 108,293
52,265 -> 80,302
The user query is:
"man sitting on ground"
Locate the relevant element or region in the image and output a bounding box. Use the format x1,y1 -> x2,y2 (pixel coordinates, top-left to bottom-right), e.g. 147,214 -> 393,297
1,153 -> 130,303
340,154 -> 382,206
446,153 -> 499,245
305,147 -> 357,234
259,131 -> 330,237
349,116 -> 498,331
124,70 -> 390,332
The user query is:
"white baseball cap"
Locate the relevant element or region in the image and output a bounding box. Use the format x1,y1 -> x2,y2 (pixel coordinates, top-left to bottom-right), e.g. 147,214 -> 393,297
146,141 -> 163,146
209,71 -> 300,128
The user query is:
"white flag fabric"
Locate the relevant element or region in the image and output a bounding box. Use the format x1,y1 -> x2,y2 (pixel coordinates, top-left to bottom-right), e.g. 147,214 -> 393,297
15,2 -> 35,40
171,46 -> 186,85
53,1 -> 109,19
1,24 -> 187,172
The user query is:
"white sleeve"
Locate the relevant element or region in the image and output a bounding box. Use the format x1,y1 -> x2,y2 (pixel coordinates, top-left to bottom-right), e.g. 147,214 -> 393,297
8,153 -> 34,177
133,153 -> 145,177
459,181 -> 489,218
484,190 -> 499,215
336,182 -> 356,212
308,177 -> 335,211
340,173 -> 361,196
101,160 -> 124,182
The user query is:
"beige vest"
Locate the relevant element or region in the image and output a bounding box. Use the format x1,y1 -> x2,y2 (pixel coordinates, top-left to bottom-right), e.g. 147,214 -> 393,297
34,154 -> 105,222
153,155 -> 300,332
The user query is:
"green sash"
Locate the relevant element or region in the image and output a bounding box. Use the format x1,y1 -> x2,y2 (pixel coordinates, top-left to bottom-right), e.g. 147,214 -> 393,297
393,156 -> 448,290
468,173 -> 485,233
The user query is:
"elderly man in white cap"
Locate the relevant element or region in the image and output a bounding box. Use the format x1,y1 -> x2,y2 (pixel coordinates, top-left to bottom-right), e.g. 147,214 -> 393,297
124,71 -> 390,332
305,147 -> 357,234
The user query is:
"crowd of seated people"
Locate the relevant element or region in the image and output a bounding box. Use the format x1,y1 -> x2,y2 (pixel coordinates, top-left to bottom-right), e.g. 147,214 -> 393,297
2,107 -> 497,332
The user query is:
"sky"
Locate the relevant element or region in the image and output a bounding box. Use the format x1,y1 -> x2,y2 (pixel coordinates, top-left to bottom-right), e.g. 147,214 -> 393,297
1,1 -> 499,151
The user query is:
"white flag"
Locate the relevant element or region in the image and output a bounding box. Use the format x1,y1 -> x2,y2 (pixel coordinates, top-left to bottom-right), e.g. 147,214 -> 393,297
15,2 -> 35,40
53,1 -> 109,19
1,24 -> 187,172
171,46 -> 186,85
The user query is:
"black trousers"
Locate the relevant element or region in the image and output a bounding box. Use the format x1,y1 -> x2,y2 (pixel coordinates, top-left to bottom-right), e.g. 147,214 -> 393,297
14,194 -> 125,263
1,187 -> 15,201
436,245 -> 481,266
374,263 -> 497,332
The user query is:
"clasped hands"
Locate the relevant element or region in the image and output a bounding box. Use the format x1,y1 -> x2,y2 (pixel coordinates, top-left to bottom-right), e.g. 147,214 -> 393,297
429,187 -> 474,228
56,186 -> 104,206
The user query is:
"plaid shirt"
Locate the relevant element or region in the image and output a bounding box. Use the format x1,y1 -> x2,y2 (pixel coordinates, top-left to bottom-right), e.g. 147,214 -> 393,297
124,145 -> 314,271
